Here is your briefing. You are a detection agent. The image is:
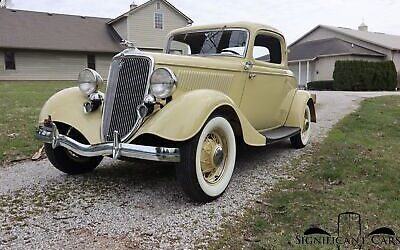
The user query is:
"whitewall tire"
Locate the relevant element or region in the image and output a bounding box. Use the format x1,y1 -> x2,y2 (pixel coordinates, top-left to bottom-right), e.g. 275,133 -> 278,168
176,116 -> 236,202
290,105 -> 312,149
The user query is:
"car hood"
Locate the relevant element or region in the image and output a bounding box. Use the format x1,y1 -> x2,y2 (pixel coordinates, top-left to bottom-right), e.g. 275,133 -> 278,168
145,52 -> 245,72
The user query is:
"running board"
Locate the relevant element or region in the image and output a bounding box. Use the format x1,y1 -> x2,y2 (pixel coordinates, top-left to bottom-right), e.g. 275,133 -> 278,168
261,126 -> 301,144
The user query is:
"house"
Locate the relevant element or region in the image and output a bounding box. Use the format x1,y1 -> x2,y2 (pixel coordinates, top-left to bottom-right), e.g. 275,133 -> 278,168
0,0 -> 193,81
110,0 -> 192,52
288,23 -> 400,87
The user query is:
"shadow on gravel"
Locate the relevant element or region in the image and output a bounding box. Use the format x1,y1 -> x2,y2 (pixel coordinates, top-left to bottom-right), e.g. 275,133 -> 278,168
0,139 -> 295,220
234,140 -> 294,173
91,160 -> 176,183
63,139 -> 295,197
0,139 -> 297,248
78,139 -> 292,184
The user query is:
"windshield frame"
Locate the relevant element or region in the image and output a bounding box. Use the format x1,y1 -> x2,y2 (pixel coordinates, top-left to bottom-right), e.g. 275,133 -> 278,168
165,28 -> 250,58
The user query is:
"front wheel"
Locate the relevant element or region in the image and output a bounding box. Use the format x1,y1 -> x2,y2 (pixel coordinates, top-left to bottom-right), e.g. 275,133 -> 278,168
290,104 -> 312,149
44,125 -> 103,175
176,116 -> 236,202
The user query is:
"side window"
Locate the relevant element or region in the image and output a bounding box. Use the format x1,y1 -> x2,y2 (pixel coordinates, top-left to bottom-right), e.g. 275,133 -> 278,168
5,51 -> 16,70
253,34 -> 282,64
154,13 -> 163,29
87,55 -> 96,70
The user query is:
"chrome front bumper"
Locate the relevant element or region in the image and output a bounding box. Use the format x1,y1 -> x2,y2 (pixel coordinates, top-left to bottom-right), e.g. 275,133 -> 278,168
36,123 -> 180,163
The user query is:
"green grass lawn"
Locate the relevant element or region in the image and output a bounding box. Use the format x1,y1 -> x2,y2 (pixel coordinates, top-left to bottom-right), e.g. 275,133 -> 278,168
209,96 -> 400,249
0,81 -> 75,164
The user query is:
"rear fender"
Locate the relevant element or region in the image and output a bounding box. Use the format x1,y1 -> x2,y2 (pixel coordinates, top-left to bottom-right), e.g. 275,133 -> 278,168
284,90 -> 316,129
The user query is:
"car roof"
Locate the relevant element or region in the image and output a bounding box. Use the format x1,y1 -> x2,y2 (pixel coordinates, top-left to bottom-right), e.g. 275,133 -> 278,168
169,21 -> 283,37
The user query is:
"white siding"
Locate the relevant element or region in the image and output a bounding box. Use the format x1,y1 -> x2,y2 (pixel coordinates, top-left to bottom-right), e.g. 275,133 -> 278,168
112,18 -> 128,40
289,55 -> 384,85
127,0 -> 188,49
314,55 -> 383,81
393,51 -> 400,73
96,54 -> 115,79
394,52 -> 400,88
289,61 -> 316,87
0,50 -> 114,81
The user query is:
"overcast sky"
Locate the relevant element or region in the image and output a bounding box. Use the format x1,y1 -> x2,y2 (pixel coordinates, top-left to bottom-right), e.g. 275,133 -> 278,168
7,0 -> 400,44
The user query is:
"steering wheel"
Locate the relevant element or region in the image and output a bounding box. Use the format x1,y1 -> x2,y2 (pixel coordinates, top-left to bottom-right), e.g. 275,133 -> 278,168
221,49 -> 241,56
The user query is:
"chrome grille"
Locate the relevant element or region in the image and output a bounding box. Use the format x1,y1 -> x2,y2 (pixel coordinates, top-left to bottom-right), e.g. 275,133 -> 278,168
102,56 -> 152,142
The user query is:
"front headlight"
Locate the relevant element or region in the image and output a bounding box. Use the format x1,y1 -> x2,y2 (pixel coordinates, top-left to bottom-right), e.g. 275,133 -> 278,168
78,68 -> 103,96
150,68 -> 177,99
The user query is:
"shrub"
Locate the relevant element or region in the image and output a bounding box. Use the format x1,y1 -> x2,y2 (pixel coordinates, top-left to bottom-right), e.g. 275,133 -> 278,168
307,81 -> 334,91
333,60 -> 397,91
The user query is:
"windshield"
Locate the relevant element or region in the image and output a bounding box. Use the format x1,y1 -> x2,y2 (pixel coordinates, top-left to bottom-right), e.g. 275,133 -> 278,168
166,29 -> 248,57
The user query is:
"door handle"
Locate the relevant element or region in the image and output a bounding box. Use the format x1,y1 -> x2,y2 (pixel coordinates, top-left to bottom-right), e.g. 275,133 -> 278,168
249,73 -> 257,79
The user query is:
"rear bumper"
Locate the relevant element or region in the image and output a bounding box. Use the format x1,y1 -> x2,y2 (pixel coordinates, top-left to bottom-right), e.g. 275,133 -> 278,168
36,123 -> 180,163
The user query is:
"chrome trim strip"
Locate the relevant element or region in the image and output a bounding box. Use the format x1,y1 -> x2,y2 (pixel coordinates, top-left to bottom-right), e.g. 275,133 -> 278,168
37,123 -> 180,163
101,59 -> 122,142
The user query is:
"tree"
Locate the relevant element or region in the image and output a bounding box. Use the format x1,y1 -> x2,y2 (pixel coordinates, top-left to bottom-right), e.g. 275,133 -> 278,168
0,0 -> 12,8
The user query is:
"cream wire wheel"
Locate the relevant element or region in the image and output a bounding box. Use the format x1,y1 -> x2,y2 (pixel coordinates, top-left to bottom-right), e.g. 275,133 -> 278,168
290,105 -> 312,149
177,116 -> 236,202
199,130 -> 228,184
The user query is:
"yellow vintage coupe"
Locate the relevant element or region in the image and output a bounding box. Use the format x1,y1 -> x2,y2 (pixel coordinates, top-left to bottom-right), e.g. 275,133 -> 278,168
36,22 -> 316,202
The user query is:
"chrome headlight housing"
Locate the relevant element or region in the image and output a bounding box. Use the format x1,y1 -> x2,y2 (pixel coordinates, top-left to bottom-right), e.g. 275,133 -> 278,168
149,67 -> 177,99
78,68 -> 103,96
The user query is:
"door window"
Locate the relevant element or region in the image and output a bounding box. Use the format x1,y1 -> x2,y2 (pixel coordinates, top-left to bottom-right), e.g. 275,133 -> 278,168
253,34 -> 282,64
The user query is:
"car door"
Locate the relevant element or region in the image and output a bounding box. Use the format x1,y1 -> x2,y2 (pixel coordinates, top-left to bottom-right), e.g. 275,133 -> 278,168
239,30 -> 297,131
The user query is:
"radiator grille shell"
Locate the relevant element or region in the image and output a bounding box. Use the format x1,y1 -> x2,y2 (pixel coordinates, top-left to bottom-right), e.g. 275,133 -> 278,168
102,55 -> 153,142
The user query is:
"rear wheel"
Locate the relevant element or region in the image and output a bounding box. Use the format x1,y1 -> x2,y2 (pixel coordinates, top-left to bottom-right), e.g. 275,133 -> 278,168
290,105 -> 312,149
176,116 -> 236,202
44,125 -> 103,175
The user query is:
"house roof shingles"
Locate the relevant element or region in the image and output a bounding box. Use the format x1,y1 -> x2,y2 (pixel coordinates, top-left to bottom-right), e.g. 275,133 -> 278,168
290,25 -> 400,51
0,8 -> 123,53
288,37 -> 385,62
323,25 -> 400,51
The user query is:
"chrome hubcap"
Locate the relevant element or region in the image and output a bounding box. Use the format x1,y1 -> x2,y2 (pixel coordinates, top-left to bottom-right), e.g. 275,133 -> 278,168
213,145 -> 224,167
200,131 -> 228,184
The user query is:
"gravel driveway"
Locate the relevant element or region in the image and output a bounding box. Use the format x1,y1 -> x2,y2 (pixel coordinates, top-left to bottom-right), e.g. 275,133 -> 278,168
0,91 -> 399,249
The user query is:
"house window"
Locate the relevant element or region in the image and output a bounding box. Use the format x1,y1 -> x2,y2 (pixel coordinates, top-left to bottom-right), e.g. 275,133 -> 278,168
154,13 -> 163,29
5,51 -> 16,70
87,55 -> 96,70
156,1 -> 161,10
253,34 -> 282,64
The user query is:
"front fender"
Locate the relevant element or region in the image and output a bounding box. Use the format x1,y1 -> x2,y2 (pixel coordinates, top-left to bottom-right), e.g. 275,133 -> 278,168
284,90 -> 316,128
133,89 -> 266,146
39,87 -> 102,144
